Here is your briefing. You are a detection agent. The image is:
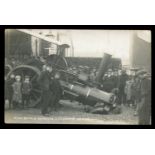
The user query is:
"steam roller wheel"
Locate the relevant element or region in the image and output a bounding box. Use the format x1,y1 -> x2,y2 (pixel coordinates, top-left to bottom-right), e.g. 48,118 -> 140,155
5,65 -> 12,78
5,65 -> 42,108
46,54 -> 68,81
46,54 -> 68,69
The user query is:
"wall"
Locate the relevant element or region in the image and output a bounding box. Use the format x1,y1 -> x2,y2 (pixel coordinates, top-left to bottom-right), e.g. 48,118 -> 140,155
131,33 -> 151,72
5,29 -> 32,59
66,57 -> 121,70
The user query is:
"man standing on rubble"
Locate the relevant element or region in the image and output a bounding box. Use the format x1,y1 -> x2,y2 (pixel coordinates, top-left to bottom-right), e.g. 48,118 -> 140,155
118,70 -> 128,105
38,64 -> 53,116
138,71 -> 151,125
50,72 -> 63,111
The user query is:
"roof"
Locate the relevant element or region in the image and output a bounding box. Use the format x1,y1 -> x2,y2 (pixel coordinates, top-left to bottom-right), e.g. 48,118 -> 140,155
17,29 -> 69,47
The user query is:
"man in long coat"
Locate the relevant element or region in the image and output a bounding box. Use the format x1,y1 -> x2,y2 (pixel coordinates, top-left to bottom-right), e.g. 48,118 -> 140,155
38,65 -> 53,116
50,72 -> 63,111
118,70 -> 128,105
138,73 -> 151,125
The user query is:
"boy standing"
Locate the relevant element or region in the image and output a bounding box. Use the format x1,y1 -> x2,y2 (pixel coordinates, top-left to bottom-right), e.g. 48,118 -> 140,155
12,75 -> 22,109
22,76 -> 32,109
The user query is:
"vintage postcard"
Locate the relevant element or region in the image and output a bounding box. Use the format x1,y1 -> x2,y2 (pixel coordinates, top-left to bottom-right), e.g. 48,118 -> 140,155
4,29 -> 151,125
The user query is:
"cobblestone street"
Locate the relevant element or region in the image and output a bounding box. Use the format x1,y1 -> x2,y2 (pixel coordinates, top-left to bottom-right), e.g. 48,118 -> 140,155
5,100 -> 138,124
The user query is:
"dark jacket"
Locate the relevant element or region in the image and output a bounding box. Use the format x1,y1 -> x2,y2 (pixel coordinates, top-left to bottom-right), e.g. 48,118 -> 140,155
38,71 -> 51,91
138,78 -> 151,125
5,78 -> 15,99
22,82 -> 32,94
141,78 -> 151,98
118,74 -> 128,89
50,79 -> 62,96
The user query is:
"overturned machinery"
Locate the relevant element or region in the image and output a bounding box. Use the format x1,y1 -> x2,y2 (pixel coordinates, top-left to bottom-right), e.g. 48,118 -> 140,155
58,53 -> 119,114
6,53 -> 120,114
5,29 -> 121,114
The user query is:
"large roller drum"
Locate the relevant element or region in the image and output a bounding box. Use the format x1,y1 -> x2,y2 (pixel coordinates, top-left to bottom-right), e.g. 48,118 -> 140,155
60,81 -> 116,105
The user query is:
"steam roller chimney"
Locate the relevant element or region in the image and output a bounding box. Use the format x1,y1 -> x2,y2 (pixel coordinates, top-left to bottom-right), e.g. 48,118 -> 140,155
96,53 -> 112,83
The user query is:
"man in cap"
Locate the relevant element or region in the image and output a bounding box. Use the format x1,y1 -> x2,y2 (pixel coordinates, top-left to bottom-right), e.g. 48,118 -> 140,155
137,71 -> 151,125
132,74 -> 141,114
104,69 -> 115,92
113,70 -> 119,88
38,64 -> 53,116
5,74 -> 15,109
50,72 -> 63,111
132,69 -> 147,114
117,70 -> 128,105
21,76 -> 32,109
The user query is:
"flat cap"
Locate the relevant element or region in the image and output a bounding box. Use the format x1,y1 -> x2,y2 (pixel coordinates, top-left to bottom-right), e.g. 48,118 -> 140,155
136,70 -> 147,76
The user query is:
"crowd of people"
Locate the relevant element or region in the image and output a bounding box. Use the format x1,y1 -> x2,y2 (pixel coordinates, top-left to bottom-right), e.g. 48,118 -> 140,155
100,68 -> 151,124
67,65 -> 151,124
5,64 -> 63,116
5,62 -> 151,124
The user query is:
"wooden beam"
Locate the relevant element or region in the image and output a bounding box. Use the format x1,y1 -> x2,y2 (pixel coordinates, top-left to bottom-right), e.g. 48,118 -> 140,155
17,29 -> 62,46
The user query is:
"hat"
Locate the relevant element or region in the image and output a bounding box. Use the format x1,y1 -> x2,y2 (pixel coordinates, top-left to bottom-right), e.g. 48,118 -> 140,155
108,69 -> 112,72
134,74 -> 138,78
130,67 -> 140,71
15,75 -> 21,79
10,74 -> 15,78
136,70 -> 147,76
46,64 -> 52,67
55,72 -> 60,76
79,66 -> 84,69
25,75 -> 30,78
143,73 -> 151,78
122,70 -> 126,73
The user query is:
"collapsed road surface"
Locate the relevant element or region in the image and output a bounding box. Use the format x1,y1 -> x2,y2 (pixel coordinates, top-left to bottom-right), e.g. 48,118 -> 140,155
5,100 -> 138,124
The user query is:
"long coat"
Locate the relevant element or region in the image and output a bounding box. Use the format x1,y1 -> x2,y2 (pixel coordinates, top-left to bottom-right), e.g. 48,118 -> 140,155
50,79 -> 62,96
38,70 -> 51,91
37,70 -> 53,114
125,81 -> 133,101
5,78 -> 15,100
138,78 -> 151,125
12,81 -> 22,103
118,74 -> 128,91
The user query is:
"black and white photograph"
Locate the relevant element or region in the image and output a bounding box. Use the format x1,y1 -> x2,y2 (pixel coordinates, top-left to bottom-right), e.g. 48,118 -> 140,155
4,29 -> 151,125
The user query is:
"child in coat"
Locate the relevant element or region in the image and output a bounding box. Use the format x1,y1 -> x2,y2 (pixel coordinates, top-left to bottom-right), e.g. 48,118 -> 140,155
12,75 -> 22,109
22,76 -> 32,109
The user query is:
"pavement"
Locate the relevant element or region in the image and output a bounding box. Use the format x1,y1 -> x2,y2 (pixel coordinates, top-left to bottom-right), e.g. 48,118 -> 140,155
4,100 -> 138,124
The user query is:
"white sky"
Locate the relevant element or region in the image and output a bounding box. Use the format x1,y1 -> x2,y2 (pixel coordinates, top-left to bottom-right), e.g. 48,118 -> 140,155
69,30 -> 132,57
30,29 -> 151,65
61,30 -> 133,65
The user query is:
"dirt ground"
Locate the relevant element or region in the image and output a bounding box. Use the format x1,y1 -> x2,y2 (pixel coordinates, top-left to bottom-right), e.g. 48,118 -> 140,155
5,100 -> 138,124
